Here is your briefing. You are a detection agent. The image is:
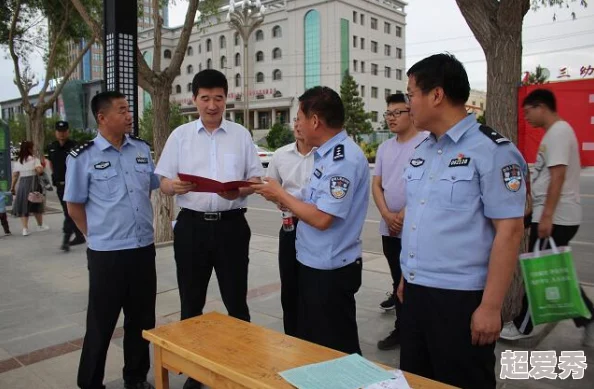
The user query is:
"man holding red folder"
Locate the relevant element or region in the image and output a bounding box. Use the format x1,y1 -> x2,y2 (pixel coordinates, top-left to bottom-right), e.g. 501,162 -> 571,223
155,69 -> 263,389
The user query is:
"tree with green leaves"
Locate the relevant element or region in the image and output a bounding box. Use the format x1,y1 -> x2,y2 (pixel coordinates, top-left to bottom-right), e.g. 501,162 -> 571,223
139,102 -> 190,146
340,72 -> 373,143
1,0 -> 100,157
69,0 -> 219,242
265,122 -> 294,149
522,65 -> 550,85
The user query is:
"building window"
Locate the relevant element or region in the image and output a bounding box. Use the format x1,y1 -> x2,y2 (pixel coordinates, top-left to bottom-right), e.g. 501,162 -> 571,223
472,100 -> 476,106
371,63 -> 378,76
396,69 -> 403,80
371,17 -> 377,30
206,39 -> 212,52
371,41 -> 378,53
353,60 -> 358,72
235,53 -> 241,66
385,45 -> 391,56
360,14 -> 364,25
198,44 -> 201,54
187,46 -> 193,56
371,111 -> 378,122
384,22 -> 391,34
384,66 -> 391,78
164,49 -> 172,59
207,58 -> 212,69
353,11 -> 357,23
304,10 -> 321,89
273,69 -> 282,80
199,63 -> 203,71
256,72 -> 264,83
220,56 -> 227,69
187,65 -> 194,74
385,89 -> 391,99
360,85 -> 365,97
256,51 -> 264,62
396,26 -> 402,37
220,36 -> 226,49
272,25 -> 282,38
361,61 -> 365,73
396,47 -> 403,59
371,87 -> 378,98
234,32 -> 240,46
175,84 -> 181,94
360,38 -> 365,50
255,29 -> 264,41
353,35 -> 357,48
235,73 -> 241,87
480,102 -> 484,109
272,48 -> 282,59
187,83 -> 192,92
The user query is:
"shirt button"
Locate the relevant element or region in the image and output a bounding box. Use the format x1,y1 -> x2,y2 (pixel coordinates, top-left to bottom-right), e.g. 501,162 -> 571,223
410,272 -> 415,280
130,189 -> 134,193
409,252 -> 415,258
429,175 -> 434,180
437,149 -> 443,155
412,225 -> 417,230
126,171 -> 129,174
420,199 -> 425,204
451,176 -> 456,180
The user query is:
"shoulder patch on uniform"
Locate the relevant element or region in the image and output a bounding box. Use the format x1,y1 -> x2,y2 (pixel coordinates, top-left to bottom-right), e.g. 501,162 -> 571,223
333,144 -> 345,161
502,164 -> 523,192
69,141 -> 94,158
330,176 -> 350,199
128,134 -> 152,147
479,125 -> 510,145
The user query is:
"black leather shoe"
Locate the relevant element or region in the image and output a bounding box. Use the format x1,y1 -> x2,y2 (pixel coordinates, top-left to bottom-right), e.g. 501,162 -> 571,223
183,377 -> 203,389
60,243 -> 70,252
70,236 -> 86,246
124,381 -> 155,389
377,329 -> 400,350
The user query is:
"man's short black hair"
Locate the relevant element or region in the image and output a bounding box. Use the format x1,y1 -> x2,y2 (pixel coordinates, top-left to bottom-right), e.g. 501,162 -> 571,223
522,89 -> 557,112
91,91 -> 126,121
386,93 -> 406,105
298,86 -> 345,129
407,53 -> 470,105
192,69 -> 228,97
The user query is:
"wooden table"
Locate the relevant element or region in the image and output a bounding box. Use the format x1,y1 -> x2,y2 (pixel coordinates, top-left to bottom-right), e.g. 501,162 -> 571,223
143,312 -> 456,389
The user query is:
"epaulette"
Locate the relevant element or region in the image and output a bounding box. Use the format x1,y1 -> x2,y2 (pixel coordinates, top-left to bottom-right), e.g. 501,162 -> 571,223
333,144 -> 344,161
69,141 -> 94,158
128,134 -> 152,147
479,125 -> 510,145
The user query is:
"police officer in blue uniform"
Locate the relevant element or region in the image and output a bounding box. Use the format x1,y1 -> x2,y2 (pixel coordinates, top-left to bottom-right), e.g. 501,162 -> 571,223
253,86 -> 370,354
398,54 -> 527,389
65,91 -> 160,389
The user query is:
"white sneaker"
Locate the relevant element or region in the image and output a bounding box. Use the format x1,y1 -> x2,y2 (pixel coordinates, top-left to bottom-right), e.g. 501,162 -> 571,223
36,225 -> 50,232
22,228 -> 29,236
584,321 -> 594,347
500,322 -> 534,340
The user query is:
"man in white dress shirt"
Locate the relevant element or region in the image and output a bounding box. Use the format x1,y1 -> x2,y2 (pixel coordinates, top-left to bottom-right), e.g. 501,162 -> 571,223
266,119 -> 315,336
155,69 -> 263,389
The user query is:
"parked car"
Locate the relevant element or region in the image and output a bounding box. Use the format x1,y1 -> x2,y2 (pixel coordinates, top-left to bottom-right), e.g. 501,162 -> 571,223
255,145 -> 273,168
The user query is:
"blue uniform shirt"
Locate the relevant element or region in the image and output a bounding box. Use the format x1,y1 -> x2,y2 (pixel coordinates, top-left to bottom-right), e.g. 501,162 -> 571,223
64,133 -> 160,251
401,115 -> 527,290
296,130 -> 370,270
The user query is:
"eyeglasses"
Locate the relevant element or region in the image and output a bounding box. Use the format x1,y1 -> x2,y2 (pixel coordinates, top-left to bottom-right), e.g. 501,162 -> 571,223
383,109 -> 409,119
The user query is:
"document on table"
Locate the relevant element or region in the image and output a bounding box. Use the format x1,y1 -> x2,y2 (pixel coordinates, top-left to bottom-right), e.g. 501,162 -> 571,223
177,173 -> 253,193
363,370 -> 410,389
279,354 -> 394,389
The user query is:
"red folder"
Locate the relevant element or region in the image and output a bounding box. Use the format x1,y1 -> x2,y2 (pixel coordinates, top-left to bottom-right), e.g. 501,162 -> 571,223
177,173 -> 253,193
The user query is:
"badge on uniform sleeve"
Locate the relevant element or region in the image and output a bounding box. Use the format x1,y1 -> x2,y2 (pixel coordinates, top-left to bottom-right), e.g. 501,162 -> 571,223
410,158 -> 425,167
501,164 -> 522,192
333,145 -> 345,161
94,161 -> 111,170
330,176 -> 350,199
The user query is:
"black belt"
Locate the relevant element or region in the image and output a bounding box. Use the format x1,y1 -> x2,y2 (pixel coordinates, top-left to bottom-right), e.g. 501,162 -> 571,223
181,208 -> 246,221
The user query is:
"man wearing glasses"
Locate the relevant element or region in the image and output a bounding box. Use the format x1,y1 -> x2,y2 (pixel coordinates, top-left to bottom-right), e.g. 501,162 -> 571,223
374,94 -> 427,351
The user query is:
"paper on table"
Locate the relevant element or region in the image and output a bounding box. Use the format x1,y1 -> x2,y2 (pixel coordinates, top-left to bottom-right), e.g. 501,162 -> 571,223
363,370 -> 410,389
177,173 -> 253,193
279,354 -> 393,389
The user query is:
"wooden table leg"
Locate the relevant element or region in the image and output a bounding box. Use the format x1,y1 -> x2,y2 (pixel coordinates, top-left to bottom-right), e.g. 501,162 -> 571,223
153,345 -> 169,389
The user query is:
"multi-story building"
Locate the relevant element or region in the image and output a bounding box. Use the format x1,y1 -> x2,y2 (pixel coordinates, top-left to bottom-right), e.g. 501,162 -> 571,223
466,89 -> 487,116
138,0 -> 407,129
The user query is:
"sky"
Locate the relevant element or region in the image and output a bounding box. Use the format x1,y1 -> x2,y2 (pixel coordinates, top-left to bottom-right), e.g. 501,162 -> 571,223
1,0 -> 593,103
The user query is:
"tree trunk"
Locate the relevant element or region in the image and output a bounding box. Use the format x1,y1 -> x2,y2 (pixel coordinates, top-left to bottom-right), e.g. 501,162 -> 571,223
152,89 -> 174,243
29,109 -> 45,158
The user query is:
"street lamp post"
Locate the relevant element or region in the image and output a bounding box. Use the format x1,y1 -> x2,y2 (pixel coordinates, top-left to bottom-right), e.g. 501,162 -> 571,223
226,0 -> 265,132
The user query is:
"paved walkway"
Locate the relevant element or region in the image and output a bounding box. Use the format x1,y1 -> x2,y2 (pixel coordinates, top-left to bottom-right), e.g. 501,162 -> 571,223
0,205 -> 593,388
